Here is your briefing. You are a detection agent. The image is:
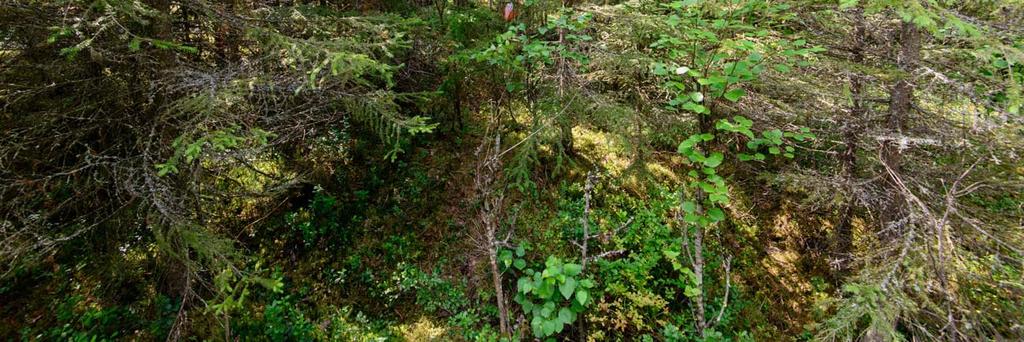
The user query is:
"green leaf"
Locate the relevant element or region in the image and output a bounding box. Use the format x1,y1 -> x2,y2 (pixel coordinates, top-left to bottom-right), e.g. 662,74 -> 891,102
519,277 -> 533,294
500,250 -> 513,267
544,319 -> 559,335
703,152 -> 724,168
689,92 -> 704,102
763,129 -> 784,144
545,256 -> 561,269
652,63 -> 669,76
684,285 -> 701,298
129,38 -> 142,52
540,302 -> 554,317
558,307 -> 573,325
560,277 -> 577,300
678,141 -> 693,154
681,201 -> 697,214
575,289 -> 590,305
514,258 -> 527,270
723,88 -> 746,102
708,207 -> 725,222
682,102 -> 708,114
563,263 -> 582,277
537,280 -> 554,298
579,279 -> 595,289
522,299 -> 535,313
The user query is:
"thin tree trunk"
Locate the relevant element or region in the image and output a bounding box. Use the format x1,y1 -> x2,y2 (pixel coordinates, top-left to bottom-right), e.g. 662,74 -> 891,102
487,229 -> 510,335
881,20 -> 920,228
578,171 -> 593,341
836,6 -> 867,271
692,200 -> 706,337
679,191 -> 707,337
476,135 -> 510,336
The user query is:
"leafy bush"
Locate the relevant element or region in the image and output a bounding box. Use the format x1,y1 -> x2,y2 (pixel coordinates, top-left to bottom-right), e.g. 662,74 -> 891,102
514,255 -> 595,339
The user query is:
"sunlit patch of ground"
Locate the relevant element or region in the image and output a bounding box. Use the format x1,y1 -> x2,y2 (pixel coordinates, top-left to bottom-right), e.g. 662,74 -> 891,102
574,126 -> 632,175
397,317 -> 447,341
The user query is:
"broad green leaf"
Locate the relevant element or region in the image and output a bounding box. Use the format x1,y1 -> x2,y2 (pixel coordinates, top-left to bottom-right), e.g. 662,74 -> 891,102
652,63 -> 669,76
724,88 -> 746,102
558,307 -> 573,325
519,277 -> 532,293
544,320 -> 558,336
540,303 -> 553,318
681,201 -> 697,213
522,299 -> 534,313
532,316 -> 544,338
560,277 -> 577,300
690,92 -> 704,102
708,207 -> 725,222
703,152 -> 724,168
576,289 -> 589,305
545,256 -> 561,268
500,249 -> 513,267
685,285 -> 701,297
563,263 -> 582,277
682,102 -> 708,114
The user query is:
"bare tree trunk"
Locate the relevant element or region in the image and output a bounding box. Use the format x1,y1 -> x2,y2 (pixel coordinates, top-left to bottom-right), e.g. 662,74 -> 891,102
487,229 -> 510,335
836,6 -> 867,271
581,172 -> 593,270
881,20 -> 920,228
577,171 -> 594,342
475,134 -> 510,336
692,201 -> 706,337
680,192 -> 706,337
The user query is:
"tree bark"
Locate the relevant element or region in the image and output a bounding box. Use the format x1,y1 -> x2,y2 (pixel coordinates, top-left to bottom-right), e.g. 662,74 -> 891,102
476,135 -> 510,336
835,6 -> 867,271
487,229 -> 510,335
881,20 -> 920,228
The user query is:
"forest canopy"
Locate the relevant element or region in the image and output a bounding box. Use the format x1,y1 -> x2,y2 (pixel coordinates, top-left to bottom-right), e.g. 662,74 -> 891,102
1,0 -> 1022,341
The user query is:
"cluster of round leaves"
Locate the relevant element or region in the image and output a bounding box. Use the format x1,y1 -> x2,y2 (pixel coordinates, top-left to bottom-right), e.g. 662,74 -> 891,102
512,256 -> 595,339
717,115 -> 815,161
